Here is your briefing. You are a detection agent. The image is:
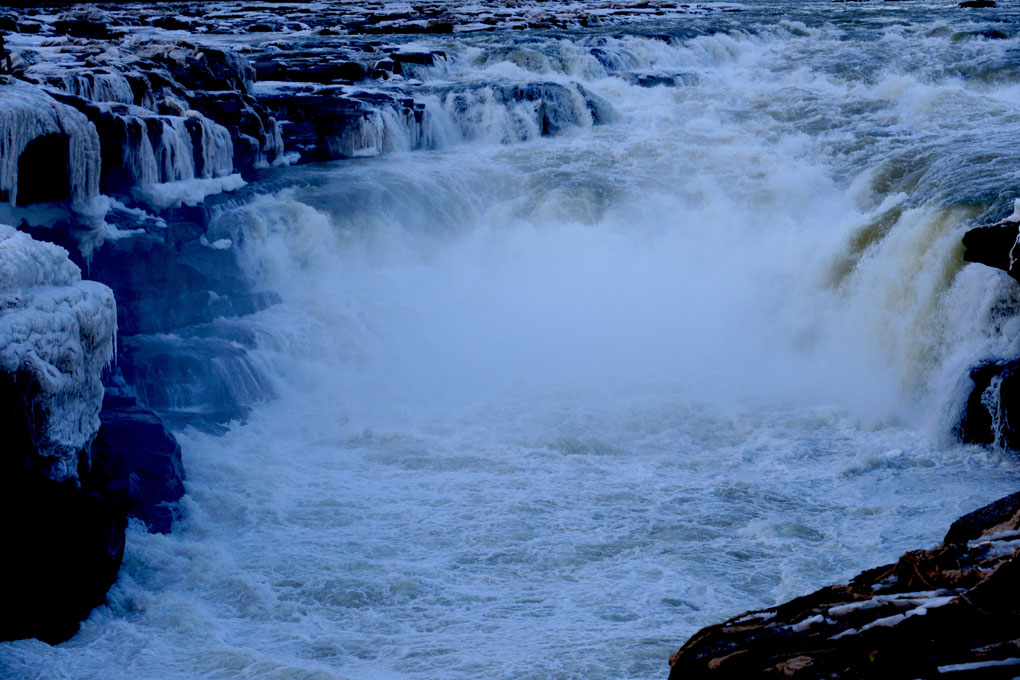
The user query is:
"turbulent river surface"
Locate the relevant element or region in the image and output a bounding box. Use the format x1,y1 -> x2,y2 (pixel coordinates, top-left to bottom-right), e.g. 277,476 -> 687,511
6,1 -> 1020,678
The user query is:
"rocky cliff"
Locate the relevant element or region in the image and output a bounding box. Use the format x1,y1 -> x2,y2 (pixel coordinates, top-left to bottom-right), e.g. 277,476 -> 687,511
0,223 -> 118,643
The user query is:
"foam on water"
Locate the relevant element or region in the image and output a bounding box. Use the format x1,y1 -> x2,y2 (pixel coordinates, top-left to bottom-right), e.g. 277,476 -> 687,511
5,3 -> 1020,679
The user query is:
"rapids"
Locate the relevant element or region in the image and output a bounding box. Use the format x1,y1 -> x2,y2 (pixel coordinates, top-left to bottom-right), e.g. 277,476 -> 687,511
4,1 -> 1020,678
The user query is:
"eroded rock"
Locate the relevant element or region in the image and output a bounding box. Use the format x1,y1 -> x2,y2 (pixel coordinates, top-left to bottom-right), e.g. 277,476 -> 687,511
668,491 -> 1020,679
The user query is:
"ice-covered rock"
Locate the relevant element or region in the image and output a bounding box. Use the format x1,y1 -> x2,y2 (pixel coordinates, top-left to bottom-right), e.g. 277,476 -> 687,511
0,224 -> 123,645
0,81 -> 101,209
0,223 -> 115,480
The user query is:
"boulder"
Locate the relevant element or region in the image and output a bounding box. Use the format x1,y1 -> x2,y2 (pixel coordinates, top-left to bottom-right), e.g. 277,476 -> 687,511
954,359 -> 1020,450
668,490 -> 1020,679
954,362 -> 1003,447
136,41 -> 254,94
53,20 -> 121,40
962,222 -> 1018,278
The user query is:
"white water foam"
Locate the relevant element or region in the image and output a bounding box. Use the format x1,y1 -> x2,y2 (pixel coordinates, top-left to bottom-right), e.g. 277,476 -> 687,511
4,6 -> 1020,679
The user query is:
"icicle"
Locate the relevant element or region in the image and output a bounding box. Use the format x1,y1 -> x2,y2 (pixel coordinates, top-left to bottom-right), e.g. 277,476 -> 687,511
0,82 -> 101,209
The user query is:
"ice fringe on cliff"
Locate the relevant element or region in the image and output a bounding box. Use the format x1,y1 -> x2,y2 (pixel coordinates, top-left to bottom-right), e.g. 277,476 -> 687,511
109,106 -> 235,186
0,81 -> 101,209
0,224 -> 116,481
131,174 -> 246,211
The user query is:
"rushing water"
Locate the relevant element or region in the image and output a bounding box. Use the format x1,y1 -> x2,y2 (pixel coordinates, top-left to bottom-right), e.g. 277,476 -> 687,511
6,1 -> 1020,678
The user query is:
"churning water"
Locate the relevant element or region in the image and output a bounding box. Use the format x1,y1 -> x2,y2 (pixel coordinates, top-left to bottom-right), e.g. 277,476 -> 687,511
5,1 -> 1020,678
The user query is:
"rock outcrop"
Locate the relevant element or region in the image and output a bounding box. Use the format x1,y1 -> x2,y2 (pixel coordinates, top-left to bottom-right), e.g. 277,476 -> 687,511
0,223 -> 186,644
956,209 -> 1020,448
0,223 -> 123,644
668,491 -> 1020,679
0,224 -> 115,481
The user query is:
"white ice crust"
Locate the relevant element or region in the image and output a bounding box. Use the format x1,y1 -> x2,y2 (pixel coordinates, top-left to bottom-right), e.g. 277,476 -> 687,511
0,81 -> 101,209
0,224 -> 116,480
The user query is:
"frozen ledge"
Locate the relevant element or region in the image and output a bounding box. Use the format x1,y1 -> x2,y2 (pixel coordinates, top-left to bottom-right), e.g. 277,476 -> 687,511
0,223 -> 115,480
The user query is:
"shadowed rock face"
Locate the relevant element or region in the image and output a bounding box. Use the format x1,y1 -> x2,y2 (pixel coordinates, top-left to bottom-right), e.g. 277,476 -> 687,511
0,226 -> 125,644
16,133 -> 71,205
954,360 -> 1020,449
91,389 -> 186,534
957,217 -> 1020,450
667,491 -> 1020,680
963,221 -> 1019,280
0,457 -> 128,645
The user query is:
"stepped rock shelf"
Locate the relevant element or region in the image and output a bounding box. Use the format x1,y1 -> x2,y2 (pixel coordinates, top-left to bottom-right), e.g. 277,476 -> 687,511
0,2 -> 1017,677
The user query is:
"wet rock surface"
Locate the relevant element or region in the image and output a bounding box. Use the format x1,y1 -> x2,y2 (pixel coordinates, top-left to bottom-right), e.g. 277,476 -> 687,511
90,388 -> 185,534
957,212 -> 1020,449
668,491 -> 1020,679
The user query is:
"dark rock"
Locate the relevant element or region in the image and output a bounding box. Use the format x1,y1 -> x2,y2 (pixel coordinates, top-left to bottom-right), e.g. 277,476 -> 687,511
188,90 -> 281,172
147,42 -> 254,94
53,20 -> 121,40
118,334 -> 275,431
247,23 -> 276,32
0,473 -> 127,644
90,392 -> 185,534
423,20 -> 455,33
0,16 -> 16,32
389,50 -> 444,66
373,57 -> 402,76
85,232 -> 279,335
253,57 -> 369,84
943,490 -> 1020,545
954,359 -> 1020,450
15,133 -> 71,205
151,16 -> 194,31
668,490 -> 1020,679
630,73 -> 678,88
960,0 -> 996,6
0,370 -> 126,645
258,91 -> 386,160
962,222 -> 1019,278
17,22 -> 42,34
954,361 -> 1002,447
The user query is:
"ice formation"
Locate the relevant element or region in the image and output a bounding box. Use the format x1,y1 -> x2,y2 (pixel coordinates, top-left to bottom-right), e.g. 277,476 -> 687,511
0,81 -> 101,209
131,173 -> 245,211
0,224 -> 116,481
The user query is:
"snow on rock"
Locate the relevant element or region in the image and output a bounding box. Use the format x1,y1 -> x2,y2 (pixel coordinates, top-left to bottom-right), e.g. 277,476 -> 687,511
0,224 -> 115,481
131,173 -> 245,211
668,490 -> 1020,679
0,80 -> 101,209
